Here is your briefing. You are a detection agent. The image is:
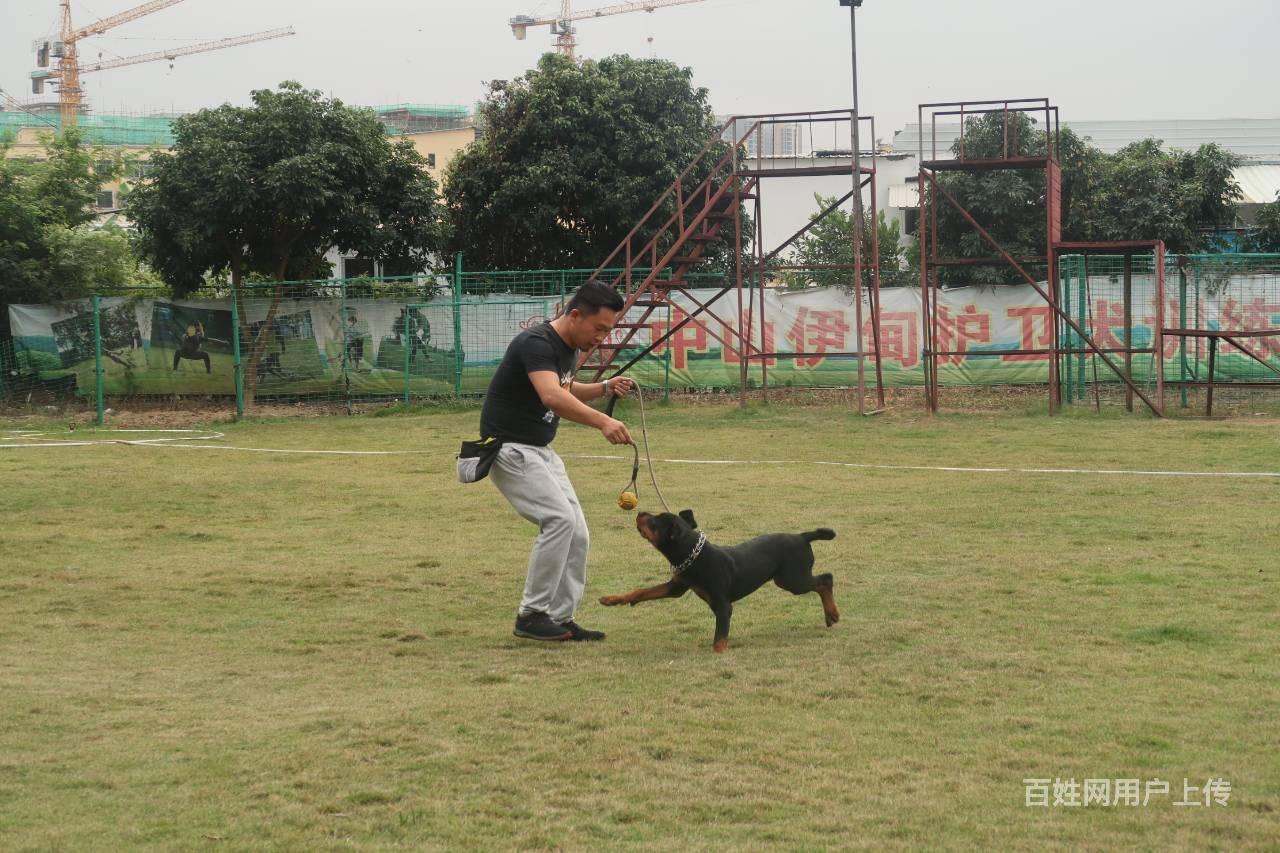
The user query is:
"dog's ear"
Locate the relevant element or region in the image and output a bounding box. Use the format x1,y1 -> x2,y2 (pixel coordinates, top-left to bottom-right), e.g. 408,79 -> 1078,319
678,509 -> 698,529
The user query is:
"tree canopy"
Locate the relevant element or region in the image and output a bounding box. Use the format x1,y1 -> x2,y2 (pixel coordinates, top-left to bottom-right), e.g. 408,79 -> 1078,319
928,111 -> 1242,284
781,196 -> 907,290
1247,192 -> 1280,252
444,53 -> 732,270
129,81 -> 443,294
0,131 -> 155,330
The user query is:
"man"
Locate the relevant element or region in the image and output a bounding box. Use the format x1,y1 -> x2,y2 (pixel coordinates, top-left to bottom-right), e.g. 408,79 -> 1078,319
172,321 -> 212,373
481,280 -> 635,642
345,310 -> 367,371
271,314 -> 289,353
395,306 -> 430,361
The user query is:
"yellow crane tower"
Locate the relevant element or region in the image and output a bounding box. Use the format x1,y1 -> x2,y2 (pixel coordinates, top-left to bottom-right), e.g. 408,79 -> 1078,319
29,0 -> 295,129
510,0 -> 710,61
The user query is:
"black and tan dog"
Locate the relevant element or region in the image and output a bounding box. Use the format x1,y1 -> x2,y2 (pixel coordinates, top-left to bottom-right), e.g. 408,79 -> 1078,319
599,510 -> 839,652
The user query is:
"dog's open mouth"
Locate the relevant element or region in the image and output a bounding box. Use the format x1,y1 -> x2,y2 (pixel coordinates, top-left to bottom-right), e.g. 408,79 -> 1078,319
635,512 -> 659,545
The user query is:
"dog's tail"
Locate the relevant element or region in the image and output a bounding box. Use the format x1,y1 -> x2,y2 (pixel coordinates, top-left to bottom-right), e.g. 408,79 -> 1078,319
802,528 -> 836,543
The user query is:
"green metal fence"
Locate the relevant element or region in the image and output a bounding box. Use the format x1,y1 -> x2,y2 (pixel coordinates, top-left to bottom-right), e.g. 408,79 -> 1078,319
5,254 -> 1277,419
1057,253 -> 1280,410
0,260 -> 713,420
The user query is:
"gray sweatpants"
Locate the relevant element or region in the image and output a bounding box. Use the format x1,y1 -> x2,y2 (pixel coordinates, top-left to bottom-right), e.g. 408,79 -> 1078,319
490,442 -> 589,622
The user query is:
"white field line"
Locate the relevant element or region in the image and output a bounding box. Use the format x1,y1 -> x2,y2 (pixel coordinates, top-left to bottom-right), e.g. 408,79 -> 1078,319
566,454 -> 1280,479
0,429 -> 427,455
4,433 -> 1276,475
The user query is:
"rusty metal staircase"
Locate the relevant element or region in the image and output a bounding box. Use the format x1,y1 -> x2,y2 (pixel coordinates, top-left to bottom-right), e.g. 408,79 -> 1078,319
579,119 -> 762,381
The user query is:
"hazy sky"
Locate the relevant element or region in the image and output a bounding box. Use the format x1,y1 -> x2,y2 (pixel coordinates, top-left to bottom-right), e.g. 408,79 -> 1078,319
2,0 -> 1278,137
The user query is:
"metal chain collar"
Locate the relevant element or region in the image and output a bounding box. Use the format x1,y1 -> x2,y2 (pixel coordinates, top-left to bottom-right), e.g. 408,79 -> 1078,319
670,532 -> 707,576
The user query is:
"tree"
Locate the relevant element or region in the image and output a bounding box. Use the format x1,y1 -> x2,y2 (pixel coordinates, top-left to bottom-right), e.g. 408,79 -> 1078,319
129,82 -> 443,398
40,222 -> 164,296
1247,192 -> 1280,252
0,131 -> 154,333
445,53 -> 742,271
925,111 -> 1242,284
1081,140 -> 1242,250
928,111 -> 1060,286
779,195 -> 906,290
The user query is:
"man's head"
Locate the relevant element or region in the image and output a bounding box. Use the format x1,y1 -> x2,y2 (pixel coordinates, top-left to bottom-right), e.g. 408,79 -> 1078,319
559,280 -> 624,352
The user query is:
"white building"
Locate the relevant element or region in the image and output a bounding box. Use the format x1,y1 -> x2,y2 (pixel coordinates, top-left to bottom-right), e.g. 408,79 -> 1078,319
748,117 -> 1280,267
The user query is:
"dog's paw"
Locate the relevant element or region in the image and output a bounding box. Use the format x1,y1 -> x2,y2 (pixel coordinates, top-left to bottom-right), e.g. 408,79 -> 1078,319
825,608 -> 840,627
712,639 -> 729,654
598,594 -> 625,607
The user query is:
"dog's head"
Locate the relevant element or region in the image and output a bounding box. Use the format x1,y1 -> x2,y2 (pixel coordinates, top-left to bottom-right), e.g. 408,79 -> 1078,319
635,509 -> 698,549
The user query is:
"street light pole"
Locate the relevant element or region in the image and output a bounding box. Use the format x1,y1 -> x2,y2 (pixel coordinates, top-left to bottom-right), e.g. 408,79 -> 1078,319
841,0 -> 866,413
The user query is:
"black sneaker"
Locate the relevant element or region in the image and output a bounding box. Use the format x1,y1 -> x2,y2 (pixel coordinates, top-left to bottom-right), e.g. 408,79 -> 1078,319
513,610 -> 572,642
560,620 -> 606,641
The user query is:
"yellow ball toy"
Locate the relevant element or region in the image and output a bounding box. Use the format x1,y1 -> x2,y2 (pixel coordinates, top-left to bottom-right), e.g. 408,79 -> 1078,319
617,491 -> 639,511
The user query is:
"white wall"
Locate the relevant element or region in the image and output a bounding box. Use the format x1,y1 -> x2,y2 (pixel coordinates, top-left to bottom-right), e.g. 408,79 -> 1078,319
750,153 -> 918,265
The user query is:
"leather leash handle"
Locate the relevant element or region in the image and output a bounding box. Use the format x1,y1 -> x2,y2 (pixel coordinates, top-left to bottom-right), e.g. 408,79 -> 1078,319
605,383 -> 639,480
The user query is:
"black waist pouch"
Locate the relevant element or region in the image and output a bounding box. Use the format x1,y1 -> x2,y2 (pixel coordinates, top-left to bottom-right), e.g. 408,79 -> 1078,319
457,437 -> 503,483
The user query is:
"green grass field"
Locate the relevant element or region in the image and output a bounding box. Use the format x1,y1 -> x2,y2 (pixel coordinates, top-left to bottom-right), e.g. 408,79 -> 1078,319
2,401 -> 1278,849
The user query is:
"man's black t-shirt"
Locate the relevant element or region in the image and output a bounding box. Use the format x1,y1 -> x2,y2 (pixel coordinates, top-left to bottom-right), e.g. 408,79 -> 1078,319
480,322 -> 577,446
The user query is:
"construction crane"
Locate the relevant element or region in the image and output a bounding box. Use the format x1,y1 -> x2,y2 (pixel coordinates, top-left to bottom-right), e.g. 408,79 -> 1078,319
510,0 -> 709,61
78,28 -> 295,74
29,1 -> 294,129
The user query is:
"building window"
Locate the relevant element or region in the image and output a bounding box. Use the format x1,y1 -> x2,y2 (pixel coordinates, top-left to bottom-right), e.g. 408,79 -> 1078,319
343,257 -> 375,279
904,208 -> 919,236
96,190 -> 115,209
382,257 -> 416,278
